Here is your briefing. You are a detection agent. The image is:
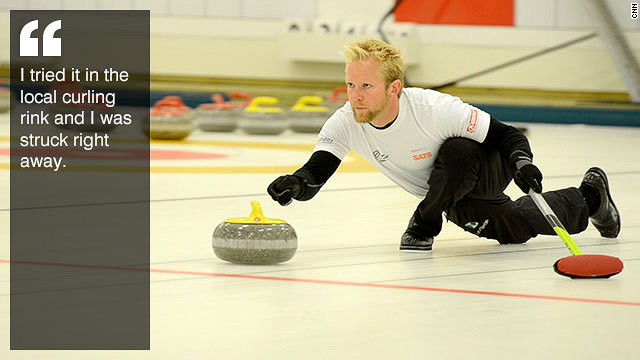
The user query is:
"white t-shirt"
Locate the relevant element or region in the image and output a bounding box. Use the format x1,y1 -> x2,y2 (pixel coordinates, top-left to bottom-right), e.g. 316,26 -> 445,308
314,88 -> 491,198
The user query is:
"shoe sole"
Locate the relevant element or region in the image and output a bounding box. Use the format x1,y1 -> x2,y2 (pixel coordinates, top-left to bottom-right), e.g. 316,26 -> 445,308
588,166 -> 621,238
399,246 -> 432,252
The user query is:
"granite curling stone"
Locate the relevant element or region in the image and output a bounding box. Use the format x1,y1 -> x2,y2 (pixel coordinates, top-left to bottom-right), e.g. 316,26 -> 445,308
196,93 -> 244,132
197,92 -> 251,132
146,96 -> 196,140
238,96 -> 288,135
212,201 -> 297,265
289,95 -> 330,133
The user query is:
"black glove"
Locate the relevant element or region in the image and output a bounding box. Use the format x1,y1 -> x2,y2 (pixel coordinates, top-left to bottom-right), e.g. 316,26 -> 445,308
514,163 -> 543,194
267,175 -> 303,206
510,150 -> 543,194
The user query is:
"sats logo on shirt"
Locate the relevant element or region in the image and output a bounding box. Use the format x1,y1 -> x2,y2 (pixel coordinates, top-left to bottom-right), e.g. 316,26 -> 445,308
467,109 -> 478,133
412,152 -> 432,161
411,146 -> 432,161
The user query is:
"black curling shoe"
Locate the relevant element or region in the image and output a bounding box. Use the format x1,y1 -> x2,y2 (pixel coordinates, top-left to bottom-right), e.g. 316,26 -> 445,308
581,167 -> 621,238
400,231 -> 434,251
400,214 -> 434,251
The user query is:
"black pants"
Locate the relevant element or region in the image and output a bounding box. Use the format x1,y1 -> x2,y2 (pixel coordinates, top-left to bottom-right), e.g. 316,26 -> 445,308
417,138 -> 589,244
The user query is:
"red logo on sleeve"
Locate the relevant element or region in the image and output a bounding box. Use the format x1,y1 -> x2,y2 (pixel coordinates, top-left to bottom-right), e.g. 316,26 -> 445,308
467,109 -> 478,133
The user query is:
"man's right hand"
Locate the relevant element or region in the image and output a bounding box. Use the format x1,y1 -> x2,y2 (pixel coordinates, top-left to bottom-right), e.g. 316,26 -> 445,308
267,175 -> 303,206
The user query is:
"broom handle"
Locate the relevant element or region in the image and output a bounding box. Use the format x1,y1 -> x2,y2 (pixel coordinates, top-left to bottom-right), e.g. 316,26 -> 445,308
529,190 -> 583,256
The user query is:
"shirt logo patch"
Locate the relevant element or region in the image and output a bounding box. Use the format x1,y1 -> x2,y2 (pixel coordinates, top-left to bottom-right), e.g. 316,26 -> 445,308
319,135 -> 334,144
372,150 -> 389,163
467,109 -> 478,133
412,152 -> 432,161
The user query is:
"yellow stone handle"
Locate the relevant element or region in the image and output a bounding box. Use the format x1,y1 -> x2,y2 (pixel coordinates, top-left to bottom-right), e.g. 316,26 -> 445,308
291,95 -> 329,113
249,201 -> 267,222
225,201 -> 288,224
244,96 -> 283,114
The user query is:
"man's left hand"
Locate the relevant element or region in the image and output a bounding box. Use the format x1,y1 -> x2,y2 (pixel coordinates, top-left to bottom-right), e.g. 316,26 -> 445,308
515,163 -> 543,193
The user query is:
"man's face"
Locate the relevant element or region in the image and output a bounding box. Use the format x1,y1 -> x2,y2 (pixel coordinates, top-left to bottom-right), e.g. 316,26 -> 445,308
345,58 -> 390,124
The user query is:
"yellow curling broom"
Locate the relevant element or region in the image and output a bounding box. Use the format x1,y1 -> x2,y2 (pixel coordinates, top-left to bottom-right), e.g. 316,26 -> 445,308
529,190 -> 623,278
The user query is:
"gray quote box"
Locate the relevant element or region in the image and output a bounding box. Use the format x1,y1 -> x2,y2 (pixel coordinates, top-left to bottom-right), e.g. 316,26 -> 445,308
10,10 -> 150,349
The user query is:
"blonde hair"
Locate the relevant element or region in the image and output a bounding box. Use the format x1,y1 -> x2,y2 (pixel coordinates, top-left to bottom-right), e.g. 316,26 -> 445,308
343,38 -> 406,88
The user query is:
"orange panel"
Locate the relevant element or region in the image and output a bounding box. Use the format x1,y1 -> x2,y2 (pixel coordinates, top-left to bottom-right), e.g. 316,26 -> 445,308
395,0 -> 514,26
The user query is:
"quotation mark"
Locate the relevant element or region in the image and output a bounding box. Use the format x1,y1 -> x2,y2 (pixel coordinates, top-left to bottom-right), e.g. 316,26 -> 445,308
20,19 -> 62,57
